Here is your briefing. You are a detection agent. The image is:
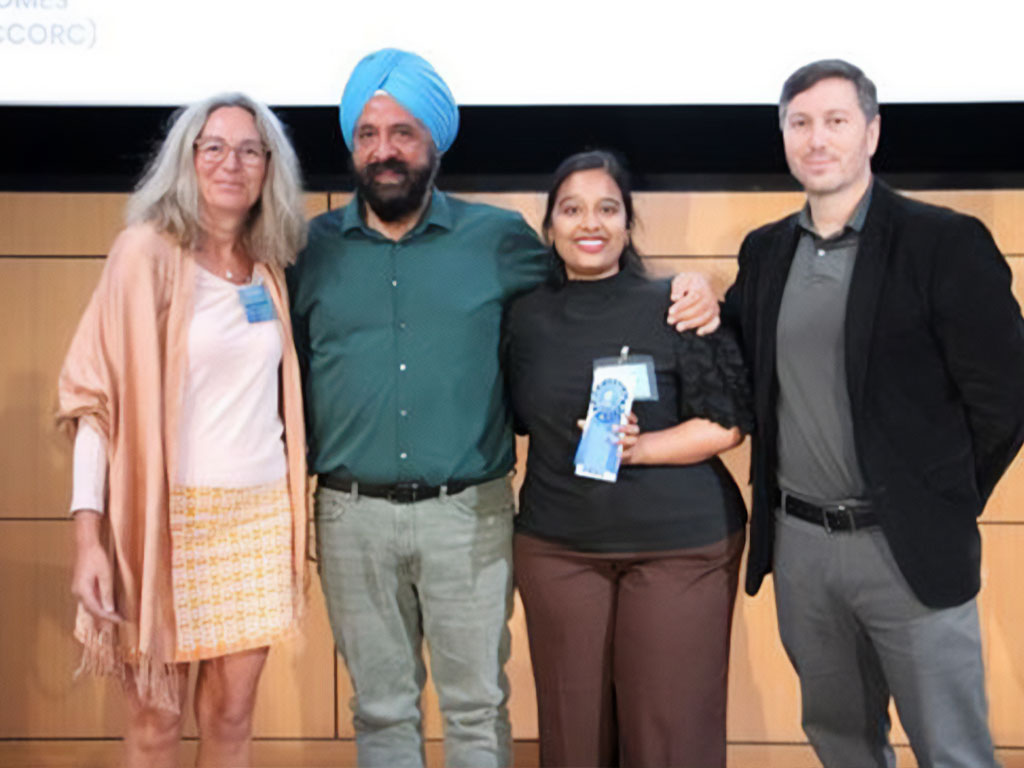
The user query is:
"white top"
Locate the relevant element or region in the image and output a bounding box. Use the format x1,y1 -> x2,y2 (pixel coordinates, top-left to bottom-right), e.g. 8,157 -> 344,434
71,265 -> 287,513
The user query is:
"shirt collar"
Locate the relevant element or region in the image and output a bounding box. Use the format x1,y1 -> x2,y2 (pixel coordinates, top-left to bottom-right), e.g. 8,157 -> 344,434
797,179 -> 874,238
340,188 -> 454,239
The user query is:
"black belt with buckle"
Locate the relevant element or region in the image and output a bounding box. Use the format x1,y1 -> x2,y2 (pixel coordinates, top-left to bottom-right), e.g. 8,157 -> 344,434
317,474 -> 476,504
784,495 -> 878,533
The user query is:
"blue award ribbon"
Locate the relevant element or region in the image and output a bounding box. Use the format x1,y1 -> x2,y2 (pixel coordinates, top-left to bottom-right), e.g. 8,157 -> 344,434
574,378 -> 629,480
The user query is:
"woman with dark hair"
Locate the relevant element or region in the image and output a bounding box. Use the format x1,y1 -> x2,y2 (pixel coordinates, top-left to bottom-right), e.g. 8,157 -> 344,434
57,94 -> 308,768
504,150 -> 753,767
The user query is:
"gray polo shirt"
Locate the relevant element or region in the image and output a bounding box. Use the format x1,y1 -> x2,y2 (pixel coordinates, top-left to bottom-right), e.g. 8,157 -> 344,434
775,188 -> 872,503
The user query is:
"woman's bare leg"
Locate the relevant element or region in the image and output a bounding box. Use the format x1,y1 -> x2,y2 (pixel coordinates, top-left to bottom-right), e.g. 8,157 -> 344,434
194,646 -> 270,767
123,664 -> 190,768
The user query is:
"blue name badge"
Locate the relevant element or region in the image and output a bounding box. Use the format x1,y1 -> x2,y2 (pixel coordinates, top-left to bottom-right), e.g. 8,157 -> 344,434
237,283 -> 276,323
574,372 -> 637,483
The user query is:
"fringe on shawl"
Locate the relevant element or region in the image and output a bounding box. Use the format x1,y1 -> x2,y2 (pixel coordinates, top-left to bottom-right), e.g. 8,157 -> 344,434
72,566 -> 309,713
282,577 -> 309,654
73,617 -> 182,714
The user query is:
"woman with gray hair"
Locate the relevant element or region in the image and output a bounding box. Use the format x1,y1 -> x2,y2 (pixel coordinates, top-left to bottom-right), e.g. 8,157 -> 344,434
56,93 -> 309,768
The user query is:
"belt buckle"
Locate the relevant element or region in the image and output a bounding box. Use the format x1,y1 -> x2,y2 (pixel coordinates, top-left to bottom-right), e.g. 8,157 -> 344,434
388,483 -> 419,504
823,504 -> 854,534
823,505 -> 847,536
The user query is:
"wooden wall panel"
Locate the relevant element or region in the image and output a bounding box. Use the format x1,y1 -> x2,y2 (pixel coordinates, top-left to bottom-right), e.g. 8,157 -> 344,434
986,451 -> 1024,524
13,739 -> 1024,768
0,193 -> 329,256
327,191 -> 352,211
248,581 -> 337,738
8,190 -> 1017,258
0,520 -> 335,738
979,525 -> 1024,747
0,258 -> 104,519
0,521 -> 123,737
330,189 -> 807,255
304,195 -> 331,219
452,192 -> 545,234
726,576 -> 805,742
506,593 -> 540,738
5,190 -> 1024,764
0,739 -> 544,768
442,189 -> 1024,256
644,254 -> 740,298
0,193 -> 129,256
632,192 -> 804,256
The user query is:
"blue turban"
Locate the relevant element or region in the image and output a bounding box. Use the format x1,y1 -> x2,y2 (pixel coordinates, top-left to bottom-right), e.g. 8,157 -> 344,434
339,48 -> 459,154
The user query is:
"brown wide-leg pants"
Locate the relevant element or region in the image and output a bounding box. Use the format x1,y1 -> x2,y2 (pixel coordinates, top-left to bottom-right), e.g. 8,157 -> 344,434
513,529 -> 744,768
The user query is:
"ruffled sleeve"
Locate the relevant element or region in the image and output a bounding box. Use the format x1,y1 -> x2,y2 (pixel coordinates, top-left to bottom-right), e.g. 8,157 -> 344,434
675,326 -> 755,434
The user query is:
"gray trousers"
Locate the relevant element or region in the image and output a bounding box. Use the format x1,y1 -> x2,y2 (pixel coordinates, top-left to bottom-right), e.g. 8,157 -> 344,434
773,509 -> 998,768
315,477 -> 515,768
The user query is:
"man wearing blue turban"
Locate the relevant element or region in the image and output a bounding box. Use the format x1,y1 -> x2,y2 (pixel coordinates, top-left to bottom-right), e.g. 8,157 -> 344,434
288,48 -> 719,768
339,48 -> 460,155
288,49 -> 546,768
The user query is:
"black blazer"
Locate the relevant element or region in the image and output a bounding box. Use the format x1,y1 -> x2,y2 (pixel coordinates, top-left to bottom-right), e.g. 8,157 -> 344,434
724,180 -> 1024,608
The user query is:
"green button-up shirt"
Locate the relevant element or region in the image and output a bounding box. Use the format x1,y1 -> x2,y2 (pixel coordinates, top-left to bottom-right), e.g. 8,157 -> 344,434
287,190 -> 548,484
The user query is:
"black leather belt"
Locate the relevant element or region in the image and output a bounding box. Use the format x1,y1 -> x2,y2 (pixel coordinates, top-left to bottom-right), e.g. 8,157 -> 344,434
784,495 -> 878,533
318,474 -> 476,504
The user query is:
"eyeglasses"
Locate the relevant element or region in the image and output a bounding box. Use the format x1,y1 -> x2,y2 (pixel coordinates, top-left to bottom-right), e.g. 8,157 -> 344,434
193,137 -> 269,167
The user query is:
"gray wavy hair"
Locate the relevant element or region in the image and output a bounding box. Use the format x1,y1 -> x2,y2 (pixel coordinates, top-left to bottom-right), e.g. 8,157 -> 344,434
126,93 -> 307,267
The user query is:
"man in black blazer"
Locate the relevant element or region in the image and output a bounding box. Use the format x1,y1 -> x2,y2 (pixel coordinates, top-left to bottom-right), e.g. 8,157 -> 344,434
721,60 -> 1024,767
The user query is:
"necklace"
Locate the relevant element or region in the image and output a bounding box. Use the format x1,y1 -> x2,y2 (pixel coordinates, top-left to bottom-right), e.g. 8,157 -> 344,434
223,266 -> 253,284
196,247 -> 251,284
214,265 -> 249,283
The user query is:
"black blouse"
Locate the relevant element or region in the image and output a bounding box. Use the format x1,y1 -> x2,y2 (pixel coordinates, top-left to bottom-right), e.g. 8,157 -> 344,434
503,269 -> 754,552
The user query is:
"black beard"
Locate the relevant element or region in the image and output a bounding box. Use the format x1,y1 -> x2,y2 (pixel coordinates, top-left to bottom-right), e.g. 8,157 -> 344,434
355,157 -> 434,223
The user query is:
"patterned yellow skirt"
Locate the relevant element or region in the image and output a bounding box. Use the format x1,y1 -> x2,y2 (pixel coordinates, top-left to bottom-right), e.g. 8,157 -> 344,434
169,478 -> 295,661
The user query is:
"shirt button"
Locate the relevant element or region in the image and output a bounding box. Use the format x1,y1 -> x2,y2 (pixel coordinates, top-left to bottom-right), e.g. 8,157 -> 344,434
399,363 -> 407,371
817,249 -> 826,257
399,321 -> 407,330
400,452 -> 408,460
392,279 -> 398,287
400,409 -> 408,417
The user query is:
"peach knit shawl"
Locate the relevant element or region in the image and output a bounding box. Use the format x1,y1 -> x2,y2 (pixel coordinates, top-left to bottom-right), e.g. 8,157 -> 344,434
56,223 -> 308,712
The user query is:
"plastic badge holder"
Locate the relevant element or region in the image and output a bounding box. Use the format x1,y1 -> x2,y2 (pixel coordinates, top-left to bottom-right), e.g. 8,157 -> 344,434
592,345 -> 658,402
237,282 -> 276,323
